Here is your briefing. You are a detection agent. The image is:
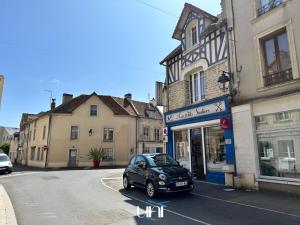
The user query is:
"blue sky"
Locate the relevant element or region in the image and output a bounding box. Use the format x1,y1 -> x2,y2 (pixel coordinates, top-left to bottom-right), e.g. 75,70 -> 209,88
0,0 -> 221,127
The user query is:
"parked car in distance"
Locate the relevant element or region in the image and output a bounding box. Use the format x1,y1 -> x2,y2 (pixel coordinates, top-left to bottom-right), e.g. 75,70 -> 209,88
123,153 -> 193,198
0,153 -> 13,174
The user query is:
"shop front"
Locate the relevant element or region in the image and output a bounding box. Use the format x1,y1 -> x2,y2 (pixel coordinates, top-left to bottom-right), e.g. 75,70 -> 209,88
164,96 -> 236,184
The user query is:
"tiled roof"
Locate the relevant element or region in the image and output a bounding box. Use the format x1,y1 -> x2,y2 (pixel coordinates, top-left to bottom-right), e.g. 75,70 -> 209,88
43,93 -> 162,119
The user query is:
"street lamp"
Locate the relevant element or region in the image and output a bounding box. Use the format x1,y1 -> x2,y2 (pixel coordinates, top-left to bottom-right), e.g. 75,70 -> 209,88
217,71 -> 233,93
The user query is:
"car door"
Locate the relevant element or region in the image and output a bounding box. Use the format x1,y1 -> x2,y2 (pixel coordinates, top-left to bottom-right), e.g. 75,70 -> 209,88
135,156 -> 147,186
126,156 -> 136,184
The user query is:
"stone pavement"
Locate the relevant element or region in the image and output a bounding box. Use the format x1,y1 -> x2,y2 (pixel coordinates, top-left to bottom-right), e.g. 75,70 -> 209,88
0,184 -> 17,225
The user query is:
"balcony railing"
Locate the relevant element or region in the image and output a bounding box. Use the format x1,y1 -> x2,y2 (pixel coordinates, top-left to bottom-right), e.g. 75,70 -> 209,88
257,0 -> 283,16
263,68 -> 293,87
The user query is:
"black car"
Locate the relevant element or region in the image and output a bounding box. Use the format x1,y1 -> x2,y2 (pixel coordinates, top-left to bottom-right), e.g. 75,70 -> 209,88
123,153 -> 193,198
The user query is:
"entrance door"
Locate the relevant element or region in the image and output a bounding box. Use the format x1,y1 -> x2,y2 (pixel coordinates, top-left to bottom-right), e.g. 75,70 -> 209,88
68,149 -> 77,167
191,129 -> 205,179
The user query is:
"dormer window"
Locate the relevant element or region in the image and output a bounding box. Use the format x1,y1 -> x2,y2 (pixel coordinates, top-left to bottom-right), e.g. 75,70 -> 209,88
191,26 -> 198,46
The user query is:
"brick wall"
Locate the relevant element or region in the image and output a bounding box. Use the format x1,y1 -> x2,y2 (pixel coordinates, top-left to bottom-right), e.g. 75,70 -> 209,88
205,61 -> 229,99
168,80 -> 190,111
167,60 -> 229,111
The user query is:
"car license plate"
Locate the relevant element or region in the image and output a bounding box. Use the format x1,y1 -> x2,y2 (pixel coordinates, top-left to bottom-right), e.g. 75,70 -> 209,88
175,181 -> 187,187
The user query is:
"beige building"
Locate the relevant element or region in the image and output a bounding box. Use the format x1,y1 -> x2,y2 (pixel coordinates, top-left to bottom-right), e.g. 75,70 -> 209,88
223,0 -> 300,193
9,132 -> 19,162
24,92 -> 162,168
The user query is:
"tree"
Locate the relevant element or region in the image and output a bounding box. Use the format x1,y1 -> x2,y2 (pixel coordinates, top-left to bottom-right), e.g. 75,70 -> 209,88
0,142 -> 10,155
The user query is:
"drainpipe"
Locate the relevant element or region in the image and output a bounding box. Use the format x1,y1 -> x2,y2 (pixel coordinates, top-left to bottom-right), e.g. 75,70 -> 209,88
44,113 -> 52,168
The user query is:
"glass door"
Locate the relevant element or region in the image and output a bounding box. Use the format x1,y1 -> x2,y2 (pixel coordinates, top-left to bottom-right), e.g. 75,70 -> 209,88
191,129 -> 205,179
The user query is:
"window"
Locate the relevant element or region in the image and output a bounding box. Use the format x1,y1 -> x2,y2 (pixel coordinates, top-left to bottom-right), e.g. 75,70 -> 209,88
40,149 -> 44,161
154,128 -> 160,141
278,140 -> 295,159
261,29 -> 292,86
129,156 -> 136,165
29,131 -> 31,141
37,147 -> 40,161
190,72 -> 205,103
103,128 -> 114,142
70,126 -> 79,140
255,116 -> 266,124
30,147 -> 36,160
143,127 -> 149,140
258,0 -> 283,16
146,110 -> 156,119
275,111 -> 289,121
42,126 -> 46,140
90,105 -> 97,116
102,148 -> 113,161
255,110 -> 300,179
191,26 -> 197,46
33,129 -> 36,141
135,156 -> 146,166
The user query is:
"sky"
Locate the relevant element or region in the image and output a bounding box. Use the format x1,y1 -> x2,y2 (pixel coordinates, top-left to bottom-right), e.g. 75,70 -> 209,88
0,0 -> 221,127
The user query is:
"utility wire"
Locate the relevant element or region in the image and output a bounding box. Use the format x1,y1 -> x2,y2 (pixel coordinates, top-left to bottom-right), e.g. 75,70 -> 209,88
135,0 -> 178,19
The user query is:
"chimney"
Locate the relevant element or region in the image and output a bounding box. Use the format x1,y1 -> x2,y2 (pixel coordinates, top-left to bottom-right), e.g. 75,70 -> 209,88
51,98 -> 56,110
124,93 -> 132,107
62,93 -> 73,104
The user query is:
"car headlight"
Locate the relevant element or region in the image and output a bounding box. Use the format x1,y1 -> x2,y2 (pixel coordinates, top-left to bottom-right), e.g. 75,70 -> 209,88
8,162 -> 12,167
158,174 -> 167,181
188,171 -> 192,177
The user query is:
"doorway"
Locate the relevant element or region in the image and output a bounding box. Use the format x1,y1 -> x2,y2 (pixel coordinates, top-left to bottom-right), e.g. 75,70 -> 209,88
68,149 -> 77,167
191,129 -> 204,179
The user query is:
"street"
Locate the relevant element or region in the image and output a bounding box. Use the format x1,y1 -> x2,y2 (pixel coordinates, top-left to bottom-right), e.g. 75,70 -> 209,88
0,168 -> 299,225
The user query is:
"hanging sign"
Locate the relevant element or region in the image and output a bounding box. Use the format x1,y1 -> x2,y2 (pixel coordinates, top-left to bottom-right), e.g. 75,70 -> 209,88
220,117 -> 230,130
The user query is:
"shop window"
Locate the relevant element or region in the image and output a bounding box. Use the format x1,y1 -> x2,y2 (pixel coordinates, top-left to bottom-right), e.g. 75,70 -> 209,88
261,29 -> 292,87
174,130 -> 190,170
255,110 -> 300,179
204,126 -> 226,173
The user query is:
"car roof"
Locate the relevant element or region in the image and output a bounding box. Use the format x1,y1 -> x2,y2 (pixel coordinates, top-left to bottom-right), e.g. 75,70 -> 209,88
0,153 -> 8,156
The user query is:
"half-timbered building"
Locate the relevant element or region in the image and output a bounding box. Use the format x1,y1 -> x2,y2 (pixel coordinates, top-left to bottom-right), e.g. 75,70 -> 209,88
160,3 -> 236,185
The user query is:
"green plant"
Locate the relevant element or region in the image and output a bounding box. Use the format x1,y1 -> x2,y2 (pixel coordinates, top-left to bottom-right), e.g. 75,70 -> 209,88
0,142 -> 10,155
88,147 -> 103,161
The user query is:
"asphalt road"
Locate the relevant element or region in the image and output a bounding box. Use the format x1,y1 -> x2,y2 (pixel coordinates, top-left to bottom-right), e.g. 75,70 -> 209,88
0,168 -> 300,225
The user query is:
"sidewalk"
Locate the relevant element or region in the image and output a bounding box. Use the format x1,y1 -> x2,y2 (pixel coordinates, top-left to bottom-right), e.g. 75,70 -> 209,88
0,184 -> 17,225
193,180 -> 300,217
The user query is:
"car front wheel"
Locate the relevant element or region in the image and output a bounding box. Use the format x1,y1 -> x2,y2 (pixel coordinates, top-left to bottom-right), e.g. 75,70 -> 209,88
123,175 -> 131,189
146,181 -> 157,198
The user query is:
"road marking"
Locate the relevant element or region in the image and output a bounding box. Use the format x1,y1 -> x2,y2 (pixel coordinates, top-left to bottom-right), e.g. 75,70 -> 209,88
191,193 -> 300,219
0,172 -> 41,179
147,199 -> 170,207
100,178 -> 211,225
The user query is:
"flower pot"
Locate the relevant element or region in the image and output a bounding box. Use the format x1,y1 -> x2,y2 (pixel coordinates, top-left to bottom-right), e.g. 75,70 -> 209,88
93,160 -> 100,168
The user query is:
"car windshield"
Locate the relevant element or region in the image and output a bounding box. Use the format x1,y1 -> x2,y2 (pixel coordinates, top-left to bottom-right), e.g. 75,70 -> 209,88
146,154 -> 179,167
0,155 -> 9,162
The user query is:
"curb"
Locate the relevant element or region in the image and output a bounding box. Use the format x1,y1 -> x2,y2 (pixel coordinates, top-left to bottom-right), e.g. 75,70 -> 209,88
0,184 -> 18,225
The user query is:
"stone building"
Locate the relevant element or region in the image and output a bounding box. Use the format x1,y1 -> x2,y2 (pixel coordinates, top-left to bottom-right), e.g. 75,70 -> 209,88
223,0 -> 300,194
160,3 -> 236,185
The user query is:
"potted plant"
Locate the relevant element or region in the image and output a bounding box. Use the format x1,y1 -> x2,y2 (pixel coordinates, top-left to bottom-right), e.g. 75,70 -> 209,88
88,147 -> 103,168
